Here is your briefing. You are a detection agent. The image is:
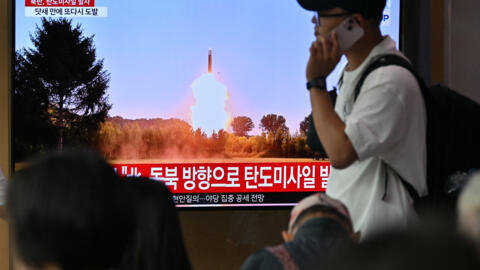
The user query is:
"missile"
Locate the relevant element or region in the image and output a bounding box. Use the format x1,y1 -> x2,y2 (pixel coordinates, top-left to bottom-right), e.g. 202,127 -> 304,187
208,48 -> 212,73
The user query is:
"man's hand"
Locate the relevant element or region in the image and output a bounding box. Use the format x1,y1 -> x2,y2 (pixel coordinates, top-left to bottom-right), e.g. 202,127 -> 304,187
306,31 -> 359,168
306,32 -> 342,81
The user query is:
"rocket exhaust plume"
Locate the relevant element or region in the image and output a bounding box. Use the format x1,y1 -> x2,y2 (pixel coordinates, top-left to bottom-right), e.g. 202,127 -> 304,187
190,49 -> 232,136
208,48 -> 212,73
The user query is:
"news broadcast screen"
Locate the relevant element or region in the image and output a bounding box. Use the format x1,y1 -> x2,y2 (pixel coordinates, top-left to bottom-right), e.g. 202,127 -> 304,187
14,0 -> 401,207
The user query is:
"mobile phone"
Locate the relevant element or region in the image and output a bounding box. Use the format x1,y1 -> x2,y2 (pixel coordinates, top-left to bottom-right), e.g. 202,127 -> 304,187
329,17 -> 364,52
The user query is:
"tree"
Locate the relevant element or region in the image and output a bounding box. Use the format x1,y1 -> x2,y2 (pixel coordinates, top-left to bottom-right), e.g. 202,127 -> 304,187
98,121 -> 123,159
14,53 -> 58,160
214,129 -> 228,154
259,114 -> 289,136
299,116 -> 310,136
18,18 -> 111,151
231,116 -> 254,137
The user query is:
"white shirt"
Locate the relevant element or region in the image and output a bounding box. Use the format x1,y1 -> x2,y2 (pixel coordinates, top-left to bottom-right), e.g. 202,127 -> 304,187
0,169 -> 6,206
326,36 -> 427,241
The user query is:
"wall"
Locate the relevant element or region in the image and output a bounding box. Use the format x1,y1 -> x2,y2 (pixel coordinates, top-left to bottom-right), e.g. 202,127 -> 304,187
401,0 -> 432,84
444,0 -> 480,103
0,0 -> 12,268
395,0 -> 447,86
431,0 -> 445,84
180,209 -> 290,270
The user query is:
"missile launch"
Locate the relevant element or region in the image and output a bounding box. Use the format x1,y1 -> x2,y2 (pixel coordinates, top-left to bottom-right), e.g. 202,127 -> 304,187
191,49 -> 231,136
208,48 -> 212,73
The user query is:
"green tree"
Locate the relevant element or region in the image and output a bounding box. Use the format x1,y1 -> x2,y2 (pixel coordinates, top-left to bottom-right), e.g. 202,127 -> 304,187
17,18 -> 111,152
14,52 -> 58,160
299,116 -> 310,136
231,116 -> 254,137
98,121 -> 123,159
259,114 -> 289,137
214,129 -> 228,154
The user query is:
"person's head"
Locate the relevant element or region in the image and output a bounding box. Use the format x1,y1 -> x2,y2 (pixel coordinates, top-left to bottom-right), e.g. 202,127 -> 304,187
7,150 -> 134,270
297,0 -> 386,38
325,227 -> 480,270
282,193 -> 360,242
122,177 -> 192,270
458,172 -> 480,249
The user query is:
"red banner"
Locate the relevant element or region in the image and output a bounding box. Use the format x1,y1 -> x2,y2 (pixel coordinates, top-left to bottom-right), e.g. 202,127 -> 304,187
25,0 -> 95,7
113,162 -> 330,194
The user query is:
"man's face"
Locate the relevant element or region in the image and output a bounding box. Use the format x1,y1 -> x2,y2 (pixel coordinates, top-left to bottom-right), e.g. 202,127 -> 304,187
312,7 -> 351,37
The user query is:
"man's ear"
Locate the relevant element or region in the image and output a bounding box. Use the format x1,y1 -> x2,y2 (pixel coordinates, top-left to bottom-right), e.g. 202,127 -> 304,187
282,230 -> 294,243
351,14 -> 367,29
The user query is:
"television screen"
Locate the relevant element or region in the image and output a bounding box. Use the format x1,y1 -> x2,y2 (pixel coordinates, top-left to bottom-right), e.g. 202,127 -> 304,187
14,0 -> 401,207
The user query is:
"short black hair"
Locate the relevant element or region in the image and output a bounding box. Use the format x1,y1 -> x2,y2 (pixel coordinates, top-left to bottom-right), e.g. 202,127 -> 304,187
8,150 -> 134,270
122,177 -> 192,270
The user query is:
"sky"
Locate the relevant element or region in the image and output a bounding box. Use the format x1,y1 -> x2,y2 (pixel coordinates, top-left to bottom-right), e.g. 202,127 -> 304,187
15,0 -> 400,135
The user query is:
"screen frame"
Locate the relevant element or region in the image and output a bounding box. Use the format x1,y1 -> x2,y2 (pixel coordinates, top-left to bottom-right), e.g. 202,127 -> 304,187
10,0 -> 407,210
9,0 -> 15,176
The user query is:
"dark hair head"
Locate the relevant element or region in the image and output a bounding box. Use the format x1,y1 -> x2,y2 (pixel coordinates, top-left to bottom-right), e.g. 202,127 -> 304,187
122,177 -> 192,270
325,227 -> 480,270
297,0 -> 386,25
7,150 -> 134,270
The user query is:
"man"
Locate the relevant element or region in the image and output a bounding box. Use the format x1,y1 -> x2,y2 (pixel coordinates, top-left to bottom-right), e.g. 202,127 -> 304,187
239,193 -> 359,270
458,172 -> 480,253
298,0 -> 427,240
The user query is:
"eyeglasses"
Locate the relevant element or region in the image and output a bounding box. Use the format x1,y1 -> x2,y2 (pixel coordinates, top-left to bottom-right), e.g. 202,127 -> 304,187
313,11 -> 352,26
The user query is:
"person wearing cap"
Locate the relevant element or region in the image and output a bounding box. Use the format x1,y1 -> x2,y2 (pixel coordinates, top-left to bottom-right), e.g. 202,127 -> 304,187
239,193 -> 359,270
297,0 -> 426,240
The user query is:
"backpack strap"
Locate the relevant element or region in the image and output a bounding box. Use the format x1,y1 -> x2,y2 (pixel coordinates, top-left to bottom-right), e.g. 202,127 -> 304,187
266,245 -> 300,270
381,161 -> 420,204
353,54 -> 427,102
353,54 -> 425,203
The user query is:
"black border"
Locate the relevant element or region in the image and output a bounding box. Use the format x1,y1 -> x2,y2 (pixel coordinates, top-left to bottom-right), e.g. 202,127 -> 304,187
10,0 -> 15,175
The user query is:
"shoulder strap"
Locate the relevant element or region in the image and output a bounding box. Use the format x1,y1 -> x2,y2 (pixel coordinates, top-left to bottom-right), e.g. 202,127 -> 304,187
353,55 -> 426,203
266,245 -> 300,270
381,161 -> 420,203
353,54 -> 427,102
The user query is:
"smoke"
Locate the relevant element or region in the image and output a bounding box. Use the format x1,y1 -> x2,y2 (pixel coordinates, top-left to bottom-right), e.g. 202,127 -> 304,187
190,73 -> 232,135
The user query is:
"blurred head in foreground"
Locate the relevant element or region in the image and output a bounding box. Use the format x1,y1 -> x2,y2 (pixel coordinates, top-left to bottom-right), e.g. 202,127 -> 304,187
239,193 -> 358,270
458,172 -> 480,251
8,150 -> 134,270
324,226 -> 480,270
123,177 -> 192,270
283,193 -> 360,242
